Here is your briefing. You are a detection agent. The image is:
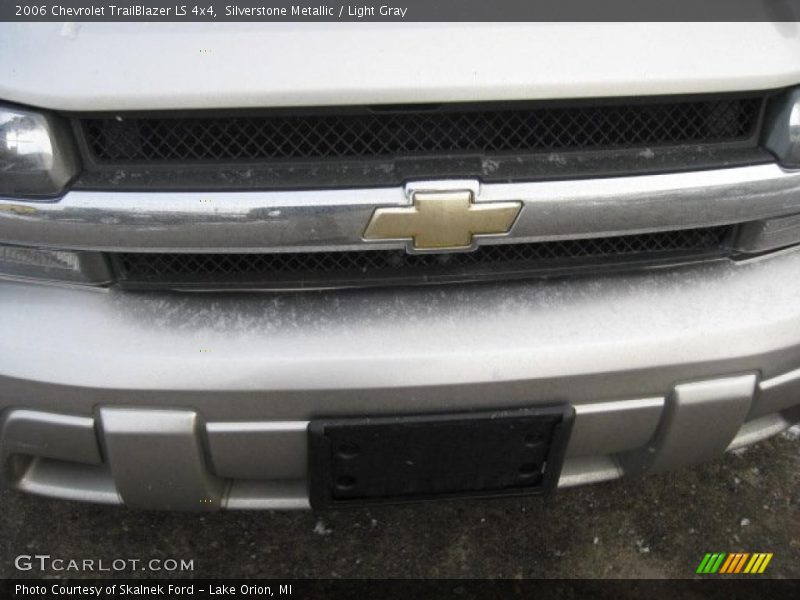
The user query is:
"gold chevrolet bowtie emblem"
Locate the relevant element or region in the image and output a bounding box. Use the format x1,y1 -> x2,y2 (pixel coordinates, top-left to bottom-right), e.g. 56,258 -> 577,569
363,189 -> 522,251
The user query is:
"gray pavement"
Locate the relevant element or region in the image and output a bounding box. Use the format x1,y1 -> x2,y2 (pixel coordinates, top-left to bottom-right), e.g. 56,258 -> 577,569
1,430 -> 797,579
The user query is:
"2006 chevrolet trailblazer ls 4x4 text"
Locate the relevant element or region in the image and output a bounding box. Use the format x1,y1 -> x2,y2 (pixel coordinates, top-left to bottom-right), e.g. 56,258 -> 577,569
0,23 -> 799,510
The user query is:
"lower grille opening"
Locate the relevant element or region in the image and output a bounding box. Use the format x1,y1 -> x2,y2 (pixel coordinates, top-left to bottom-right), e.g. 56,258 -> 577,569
110,226 -> 735,291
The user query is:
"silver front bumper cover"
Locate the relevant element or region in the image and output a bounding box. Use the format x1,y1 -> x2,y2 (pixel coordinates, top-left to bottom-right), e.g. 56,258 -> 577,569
2,245 -> 800,509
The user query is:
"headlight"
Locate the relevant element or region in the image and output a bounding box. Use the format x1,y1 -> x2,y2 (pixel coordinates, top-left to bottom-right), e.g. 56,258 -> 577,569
0,105 -> 79,198
764,87 -> 800,168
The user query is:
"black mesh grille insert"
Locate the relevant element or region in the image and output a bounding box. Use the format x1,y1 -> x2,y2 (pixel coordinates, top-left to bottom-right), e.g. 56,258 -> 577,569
81,97 -> 762,163
111,226 -> 734,290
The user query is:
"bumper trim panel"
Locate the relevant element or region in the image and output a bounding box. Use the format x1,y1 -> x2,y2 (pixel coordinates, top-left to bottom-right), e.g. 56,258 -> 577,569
0,409 -> 101,466
621,374 -> 756,474
98,408 -> 226,511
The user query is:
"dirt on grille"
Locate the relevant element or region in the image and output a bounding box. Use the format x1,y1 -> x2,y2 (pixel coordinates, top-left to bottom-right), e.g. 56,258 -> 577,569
0,431 -> 797,579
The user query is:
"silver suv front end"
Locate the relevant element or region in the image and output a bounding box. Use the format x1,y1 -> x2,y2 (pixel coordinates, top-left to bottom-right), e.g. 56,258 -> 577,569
1,84 -> 800,510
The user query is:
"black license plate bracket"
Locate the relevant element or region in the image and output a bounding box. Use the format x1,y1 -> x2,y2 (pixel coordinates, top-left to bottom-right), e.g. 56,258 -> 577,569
308,405 -> 574,509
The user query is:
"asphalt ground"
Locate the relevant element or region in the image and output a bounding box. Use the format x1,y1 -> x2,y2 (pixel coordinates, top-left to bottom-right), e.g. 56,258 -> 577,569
0,428 -> 797,580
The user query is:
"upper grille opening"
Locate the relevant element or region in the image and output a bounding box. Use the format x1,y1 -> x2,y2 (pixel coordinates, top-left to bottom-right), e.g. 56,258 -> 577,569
81,96 -> 763,163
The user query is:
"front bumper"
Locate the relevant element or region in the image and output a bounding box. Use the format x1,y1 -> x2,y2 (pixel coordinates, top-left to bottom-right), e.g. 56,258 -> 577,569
1,246 -> 800,510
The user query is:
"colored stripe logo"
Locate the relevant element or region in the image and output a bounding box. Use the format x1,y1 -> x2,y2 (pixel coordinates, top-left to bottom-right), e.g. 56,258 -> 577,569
696,552 -> 773,574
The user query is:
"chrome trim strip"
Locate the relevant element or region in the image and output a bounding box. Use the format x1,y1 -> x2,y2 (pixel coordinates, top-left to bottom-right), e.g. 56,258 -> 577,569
1,164 -> 799,253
